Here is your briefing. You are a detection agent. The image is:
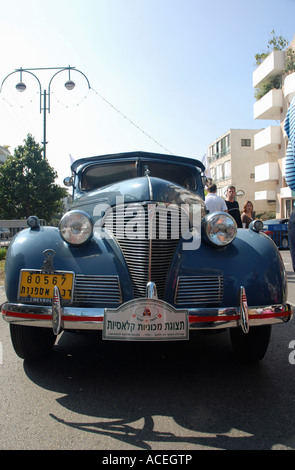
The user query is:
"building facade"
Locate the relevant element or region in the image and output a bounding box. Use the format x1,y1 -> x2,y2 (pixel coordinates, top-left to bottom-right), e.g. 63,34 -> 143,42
0,145 -> 10,165
207,129 -> 276,217
253,34 -> 295,218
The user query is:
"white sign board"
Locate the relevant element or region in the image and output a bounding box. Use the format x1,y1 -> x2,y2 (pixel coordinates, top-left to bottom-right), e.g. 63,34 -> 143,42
104,298 -> 188,341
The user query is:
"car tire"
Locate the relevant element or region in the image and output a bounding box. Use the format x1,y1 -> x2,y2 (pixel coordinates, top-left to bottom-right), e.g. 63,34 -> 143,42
9,324 -> 56,360
230,325 -> 272,364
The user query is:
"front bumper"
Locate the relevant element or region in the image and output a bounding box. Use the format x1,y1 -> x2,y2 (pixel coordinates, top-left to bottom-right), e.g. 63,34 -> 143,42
1,300 -> 293,334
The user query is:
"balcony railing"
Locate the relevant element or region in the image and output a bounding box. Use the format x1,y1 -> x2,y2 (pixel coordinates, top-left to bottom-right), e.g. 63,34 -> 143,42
255,190 -> 276,201
284,72 -> 295,101
253,88 -> 283,120
208,146 -> 231,163
253,51 -> 285,89
255,162 -> 279,182
254,126 -> 281,151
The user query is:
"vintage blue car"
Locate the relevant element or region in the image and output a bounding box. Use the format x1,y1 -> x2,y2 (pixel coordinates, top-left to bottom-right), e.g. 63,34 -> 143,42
1,151 -> 293,363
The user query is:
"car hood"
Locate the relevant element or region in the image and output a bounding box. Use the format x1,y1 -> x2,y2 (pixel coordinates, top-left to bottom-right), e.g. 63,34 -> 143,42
70,176 -> 205,221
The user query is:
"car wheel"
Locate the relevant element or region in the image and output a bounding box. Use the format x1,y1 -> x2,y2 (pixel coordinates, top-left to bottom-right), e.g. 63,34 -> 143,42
9,324 -> 56,360
230,325 -> 272,364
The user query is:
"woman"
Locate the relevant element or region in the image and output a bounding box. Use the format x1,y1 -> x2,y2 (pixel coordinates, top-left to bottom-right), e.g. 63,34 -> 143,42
241,201 -> 254,228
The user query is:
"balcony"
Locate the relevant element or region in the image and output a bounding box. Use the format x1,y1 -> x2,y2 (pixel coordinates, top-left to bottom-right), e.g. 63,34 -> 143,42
280,187 -> 295,198
284,72 -> 295,101
255,190 -> 276,201
253,88 -> 283,120
255,162 -> 279,182
254,126 -> 281,151
253,51 -> 285,89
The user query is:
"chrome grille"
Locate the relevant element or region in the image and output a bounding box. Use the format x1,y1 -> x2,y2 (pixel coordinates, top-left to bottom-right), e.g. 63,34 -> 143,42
73,275 -> 121,305
105,203 -> 185,299
175,275 -> 224,305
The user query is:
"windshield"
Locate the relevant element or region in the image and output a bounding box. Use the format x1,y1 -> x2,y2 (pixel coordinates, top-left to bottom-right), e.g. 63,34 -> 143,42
80,160 -> 197,191
141,161 -> 196,190
81,161 -> 137,190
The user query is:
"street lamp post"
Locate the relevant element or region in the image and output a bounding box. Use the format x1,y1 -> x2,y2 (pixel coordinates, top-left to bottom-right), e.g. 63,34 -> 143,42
0,66 -> 90,159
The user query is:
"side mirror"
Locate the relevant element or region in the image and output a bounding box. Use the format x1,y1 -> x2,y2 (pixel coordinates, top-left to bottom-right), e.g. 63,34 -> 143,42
63,176 -> 73,187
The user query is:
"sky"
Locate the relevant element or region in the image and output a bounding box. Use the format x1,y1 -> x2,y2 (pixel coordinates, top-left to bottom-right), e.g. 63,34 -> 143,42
0,0 -> 295,185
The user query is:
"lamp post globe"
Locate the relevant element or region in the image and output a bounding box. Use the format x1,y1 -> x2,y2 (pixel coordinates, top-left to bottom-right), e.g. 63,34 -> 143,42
64,80 -> 75,91
15,82 -> 27,92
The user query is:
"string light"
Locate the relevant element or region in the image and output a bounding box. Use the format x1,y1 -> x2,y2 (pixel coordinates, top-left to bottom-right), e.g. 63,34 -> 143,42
50,90 -> 89,108
1,78 -> 173,155
1,92 -> 39,109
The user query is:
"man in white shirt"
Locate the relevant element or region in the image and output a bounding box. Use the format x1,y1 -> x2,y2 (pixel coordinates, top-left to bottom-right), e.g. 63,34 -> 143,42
205,184 -> 228,214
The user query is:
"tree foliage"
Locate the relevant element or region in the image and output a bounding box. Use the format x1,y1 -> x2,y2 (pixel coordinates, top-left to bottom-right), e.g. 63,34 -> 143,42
284,48 -> 295,75
255,30 -> 289,66
254,30 -> 290,101
254,75 -> 282,101
0,134 -> 68,221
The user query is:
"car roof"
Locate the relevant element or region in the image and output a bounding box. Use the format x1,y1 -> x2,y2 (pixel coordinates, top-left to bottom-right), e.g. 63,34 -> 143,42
263,219 -> 289,224
71,151 -> 205,173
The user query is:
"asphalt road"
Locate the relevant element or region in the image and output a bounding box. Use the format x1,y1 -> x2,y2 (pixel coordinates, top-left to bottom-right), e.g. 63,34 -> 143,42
1,251 -> 295,451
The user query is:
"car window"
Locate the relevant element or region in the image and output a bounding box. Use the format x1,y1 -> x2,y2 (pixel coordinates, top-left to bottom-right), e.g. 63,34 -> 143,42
80,160 -> 197,191
80,162 -> 137,191
142,161 -> 197,190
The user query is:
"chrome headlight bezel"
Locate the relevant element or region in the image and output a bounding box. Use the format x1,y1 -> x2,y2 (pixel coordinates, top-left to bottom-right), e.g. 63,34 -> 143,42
59,210 -> 93,246
202,212 -> 237,247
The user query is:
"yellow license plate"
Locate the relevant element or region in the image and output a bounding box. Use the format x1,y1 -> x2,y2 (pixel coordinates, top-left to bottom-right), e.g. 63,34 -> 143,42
18,270 -> 74,302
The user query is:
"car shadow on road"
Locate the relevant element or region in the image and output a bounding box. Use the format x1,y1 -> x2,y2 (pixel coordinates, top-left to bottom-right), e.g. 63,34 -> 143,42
22,328 -> 295,450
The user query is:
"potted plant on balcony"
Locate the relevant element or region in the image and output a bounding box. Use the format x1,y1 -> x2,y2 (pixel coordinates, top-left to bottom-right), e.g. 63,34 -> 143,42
254,30 -> 288,101
284,48 -> 295,75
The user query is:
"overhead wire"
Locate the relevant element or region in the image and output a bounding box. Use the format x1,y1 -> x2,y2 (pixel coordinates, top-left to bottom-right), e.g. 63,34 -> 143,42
89,86 -> 173,155
1,79 -> 173,155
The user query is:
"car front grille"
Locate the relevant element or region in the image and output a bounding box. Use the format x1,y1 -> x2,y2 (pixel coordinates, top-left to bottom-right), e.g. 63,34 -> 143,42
175,275 -> 224,305
73,275 -> 121,305
104,203 -> 184,299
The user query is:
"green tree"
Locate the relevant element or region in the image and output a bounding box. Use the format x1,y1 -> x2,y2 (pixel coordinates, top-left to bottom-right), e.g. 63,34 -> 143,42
255,30 -> 289,66
0,134 -> 68,221
284,48 -> 295,75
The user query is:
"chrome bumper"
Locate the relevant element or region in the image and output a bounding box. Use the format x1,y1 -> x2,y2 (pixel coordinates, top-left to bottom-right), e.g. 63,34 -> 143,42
1,300 -> 293,332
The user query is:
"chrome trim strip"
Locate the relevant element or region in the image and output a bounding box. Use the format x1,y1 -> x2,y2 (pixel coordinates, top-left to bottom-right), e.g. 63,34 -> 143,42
2,302 -> 293,331
239,286 -> 249,334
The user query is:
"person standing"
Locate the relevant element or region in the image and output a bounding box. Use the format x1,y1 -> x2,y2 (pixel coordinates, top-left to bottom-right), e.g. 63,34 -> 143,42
284,96 -> 295,271
205,183 -> 228,213
225,185 -> 242,228
241,201 -> 254,228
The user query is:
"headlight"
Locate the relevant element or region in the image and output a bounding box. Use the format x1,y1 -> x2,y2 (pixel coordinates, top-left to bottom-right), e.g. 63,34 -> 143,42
59,210 -> 93,245
202,212 -> 237,246
249,219 -> 264,232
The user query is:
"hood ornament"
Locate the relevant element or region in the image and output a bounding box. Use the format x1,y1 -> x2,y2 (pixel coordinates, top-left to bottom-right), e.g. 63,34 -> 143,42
41,249 -> 56,274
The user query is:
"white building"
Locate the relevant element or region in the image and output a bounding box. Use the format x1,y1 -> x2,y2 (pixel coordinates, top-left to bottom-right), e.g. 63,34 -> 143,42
252,34 -> 295,218
207,129 -> 276,217
0,145 -> 11,165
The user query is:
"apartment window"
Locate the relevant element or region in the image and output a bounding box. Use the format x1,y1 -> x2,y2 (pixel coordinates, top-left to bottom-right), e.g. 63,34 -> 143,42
241,139 -> 251,147
224,161 -> 231,178
221,134 -> 230,156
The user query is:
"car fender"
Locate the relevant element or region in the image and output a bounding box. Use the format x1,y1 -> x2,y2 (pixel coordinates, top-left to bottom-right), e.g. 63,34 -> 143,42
4,226 -> 133,302
166,228 -> 287,307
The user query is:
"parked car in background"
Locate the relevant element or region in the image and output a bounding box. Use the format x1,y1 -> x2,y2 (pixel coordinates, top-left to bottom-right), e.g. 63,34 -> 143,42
0,227 -> 10,239
1,151 -> 293,364
262,219 -> 289,249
